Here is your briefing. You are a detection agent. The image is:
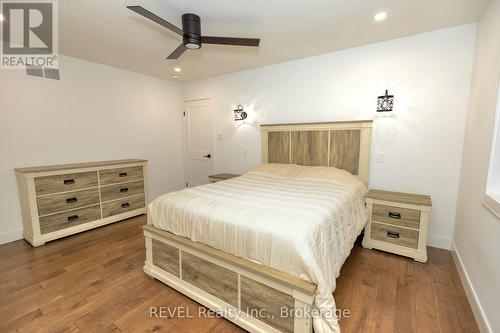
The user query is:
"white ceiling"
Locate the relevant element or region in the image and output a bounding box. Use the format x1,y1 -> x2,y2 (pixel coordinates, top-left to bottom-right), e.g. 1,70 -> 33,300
58,0 -> 487,81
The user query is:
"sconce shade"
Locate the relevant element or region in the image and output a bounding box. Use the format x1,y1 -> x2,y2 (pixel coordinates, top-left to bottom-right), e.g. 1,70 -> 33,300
377,90 -> 394,112
233,104 -> 248,121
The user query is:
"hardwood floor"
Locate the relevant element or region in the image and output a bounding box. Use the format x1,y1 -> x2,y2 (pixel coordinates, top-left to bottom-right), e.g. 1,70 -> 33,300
0,216 -> 479,333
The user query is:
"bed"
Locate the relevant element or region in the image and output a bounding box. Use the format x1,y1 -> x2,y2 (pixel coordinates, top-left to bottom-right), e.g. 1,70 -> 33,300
143,120 -> 373,333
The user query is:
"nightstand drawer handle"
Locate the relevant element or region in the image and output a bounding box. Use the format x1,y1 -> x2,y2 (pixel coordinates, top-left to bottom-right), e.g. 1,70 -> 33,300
388,211 -> 401,219
119,172 -> 128,177
67,215 -> 79,222
64,179 -> 75,185
120,187 -> 129,193
121,202 -> 130,208
66,197 -> 78,204
387,231 -> 400,238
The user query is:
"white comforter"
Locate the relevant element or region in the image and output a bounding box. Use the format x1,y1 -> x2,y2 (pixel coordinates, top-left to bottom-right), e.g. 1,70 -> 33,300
149,164 -> 368,333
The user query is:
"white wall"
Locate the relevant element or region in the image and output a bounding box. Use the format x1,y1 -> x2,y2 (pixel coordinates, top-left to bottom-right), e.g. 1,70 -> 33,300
182,24 -> 477,249
453,0 -> 500,332
0,55 -> 185,244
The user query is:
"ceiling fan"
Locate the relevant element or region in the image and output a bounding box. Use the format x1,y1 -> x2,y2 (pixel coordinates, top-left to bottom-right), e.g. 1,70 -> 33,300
127,6 -> 261,59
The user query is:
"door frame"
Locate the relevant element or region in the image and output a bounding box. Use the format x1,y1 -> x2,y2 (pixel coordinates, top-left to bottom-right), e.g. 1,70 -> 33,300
181,98 -> 216,187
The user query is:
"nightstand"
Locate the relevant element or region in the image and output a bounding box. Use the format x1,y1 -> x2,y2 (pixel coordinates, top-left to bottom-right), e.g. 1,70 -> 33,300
362,190 -> 432,263
208,173 -> 240,183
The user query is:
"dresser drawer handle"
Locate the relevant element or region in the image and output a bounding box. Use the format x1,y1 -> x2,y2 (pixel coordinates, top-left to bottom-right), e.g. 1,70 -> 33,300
119,172 -> 128,177
120,187 -> 129,193
387,231 -> 400,238
67,215 -> 79,222
64,179 -> 75,185
66,197 -> 78,204
121,202 -> 130,209
388,211 -> 401,219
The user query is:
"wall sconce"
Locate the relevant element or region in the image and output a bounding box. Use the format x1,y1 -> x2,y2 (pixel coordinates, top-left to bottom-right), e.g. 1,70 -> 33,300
377,90 -> 394,112
233,104 -> 248,121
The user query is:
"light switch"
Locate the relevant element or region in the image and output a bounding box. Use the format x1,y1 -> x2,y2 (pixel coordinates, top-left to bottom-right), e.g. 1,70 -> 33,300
377,153 -> 385,163
217,134 -> 223,141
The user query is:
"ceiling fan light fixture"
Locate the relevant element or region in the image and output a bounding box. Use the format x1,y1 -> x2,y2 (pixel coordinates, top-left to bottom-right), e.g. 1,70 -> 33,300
185,42 -> 200,50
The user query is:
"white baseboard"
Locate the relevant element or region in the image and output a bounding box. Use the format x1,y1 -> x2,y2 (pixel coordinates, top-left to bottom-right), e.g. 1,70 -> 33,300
451,242 -> 492,333
0,228 -> 23,245
427,234 -> 451,249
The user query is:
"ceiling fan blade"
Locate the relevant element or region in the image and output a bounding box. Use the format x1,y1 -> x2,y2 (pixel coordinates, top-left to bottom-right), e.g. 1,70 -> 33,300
127,6 -> 183,36
201,36 -> 260,47
167,44 -> 187,59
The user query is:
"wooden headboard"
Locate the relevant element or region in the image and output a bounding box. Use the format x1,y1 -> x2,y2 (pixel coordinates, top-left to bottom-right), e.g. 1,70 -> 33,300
261,120 -> 373,185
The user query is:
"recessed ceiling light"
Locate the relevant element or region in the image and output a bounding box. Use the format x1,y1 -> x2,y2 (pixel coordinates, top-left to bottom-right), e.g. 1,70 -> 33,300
374,12 -> 387,22
0,14 -> 5,21
174,67 -> 182,73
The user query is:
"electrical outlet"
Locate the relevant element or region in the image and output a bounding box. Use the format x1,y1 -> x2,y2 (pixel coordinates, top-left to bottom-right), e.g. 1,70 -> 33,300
243,149 -> 248,157
217,134 -> 223,141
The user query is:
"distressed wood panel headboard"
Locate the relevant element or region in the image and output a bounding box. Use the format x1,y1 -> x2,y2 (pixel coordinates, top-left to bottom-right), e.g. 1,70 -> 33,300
261,120 -> 373,185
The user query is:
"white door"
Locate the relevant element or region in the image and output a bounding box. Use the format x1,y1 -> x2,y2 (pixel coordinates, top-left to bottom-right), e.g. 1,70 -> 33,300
182,99 -> 215,187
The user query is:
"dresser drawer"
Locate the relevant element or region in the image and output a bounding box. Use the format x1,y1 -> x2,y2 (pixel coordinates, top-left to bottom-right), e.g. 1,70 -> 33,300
35,171 -> 98,196
102,195 -> 145,218
37,188 -> 100,216
39,205 -> 101,234
372,204 -> 420,229
99,166 -> 144,186
100,180 -> 144,202
370,222 -> 419,249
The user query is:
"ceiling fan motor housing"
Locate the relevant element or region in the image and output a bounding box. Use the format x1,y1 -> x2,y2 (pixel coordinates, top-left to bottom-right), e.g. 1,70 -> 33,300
182,13 -> 201,49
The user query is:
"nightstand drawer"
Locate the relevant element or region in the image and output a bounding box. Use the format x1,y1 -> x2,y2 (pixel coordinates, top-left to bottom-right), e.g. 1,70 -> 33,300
371,222 -> 419,249
372,204 -> 420,229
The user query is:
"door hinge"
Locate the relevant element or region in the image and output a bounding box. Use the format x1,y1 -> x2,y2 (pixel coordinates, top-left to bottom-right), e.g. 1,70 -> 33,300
185,182 -> 188,187
183,111 -> 186,116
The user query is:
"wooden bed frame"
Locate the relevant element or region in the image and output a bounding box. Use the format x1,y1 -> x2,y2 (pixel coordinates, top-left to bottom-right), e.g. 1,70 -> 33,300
143,120 -> 373,333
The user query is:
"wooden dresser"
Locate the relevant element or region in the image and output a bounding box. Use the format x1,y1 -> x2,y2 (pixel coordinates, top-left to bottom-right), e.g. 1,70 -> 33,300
15,159 -> 148,247
362,189 -> 432,263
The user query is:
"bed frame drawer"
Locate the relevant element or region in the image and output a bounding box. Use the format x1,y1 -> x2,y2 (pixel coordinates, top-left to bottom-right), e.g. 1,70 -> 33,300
372,204 -> 420,229
241,276 -> 295,333
181,251 -> 239,307
152,239 -> 180,277
39,205 -> 101,234
102,195 -> 145,218
100,180 -> 144,202
99,166 -> 144,186
37,188 -> 100,216
35,171 -> 98,196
